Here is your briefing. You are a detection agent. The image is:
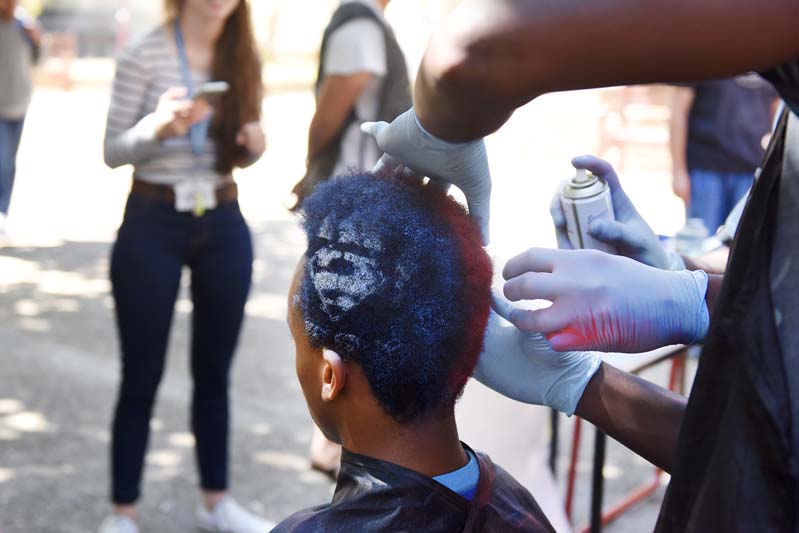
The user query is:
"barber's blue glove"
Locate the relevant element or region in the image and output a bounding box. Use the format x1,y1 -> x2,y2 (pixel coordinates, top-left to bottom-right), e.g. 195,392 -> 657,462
474,290 -> 602,415
362,108 -> 491,244
502,247 -> 709,353
551,155 -> 684,270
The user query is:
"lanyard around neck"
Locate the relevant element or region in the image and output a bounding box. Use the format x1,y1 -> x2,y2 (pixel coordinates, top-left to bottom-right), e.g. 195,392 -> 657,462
173,19 -> 209,156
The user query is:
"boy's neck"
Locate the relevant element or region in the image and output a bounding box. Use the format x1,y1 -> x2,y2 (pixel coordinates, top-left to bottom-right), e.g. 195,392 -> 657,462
339,410 -> 469,478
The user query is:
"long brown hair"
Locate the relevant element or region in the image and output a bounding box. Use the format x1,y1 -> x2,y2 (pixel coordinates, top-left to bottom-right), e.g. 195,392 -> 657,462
165,0 -> 263,174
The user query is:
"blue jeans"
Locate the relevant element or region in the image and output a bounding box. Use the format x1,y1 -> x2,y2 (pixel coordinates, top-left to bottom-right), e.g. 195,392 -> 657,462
109,194 -> 253,504
688,168 -> 753,233
0,117 -> 25,214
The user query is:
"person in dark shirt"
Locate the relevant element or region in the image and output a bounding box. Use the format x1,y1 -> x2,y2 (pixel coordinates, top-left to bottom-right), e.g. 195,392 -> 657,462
669,75 -> 778,231
275,172 -> 555,532
360,1 -> 799,529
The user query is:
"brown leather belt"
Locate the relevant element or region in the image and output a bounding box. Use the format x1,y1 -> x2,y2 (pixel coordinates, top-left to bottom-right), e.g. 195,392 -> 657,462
130,179 -> 238,207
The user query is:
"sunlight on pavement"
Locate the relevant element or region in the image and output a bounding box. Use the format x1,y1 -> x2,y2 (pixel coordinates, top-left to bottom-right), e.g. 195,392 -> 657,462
0,429 -> 21,441
0,468 -> 14,484
17,317 -> 50,332
252,450 -> 308,472
147,450 -> 184,468
0,255 -> 109,297
250,423 -> 272,436
3,411 -> 53,433
175,297 -> 193,314
245,293 -> 287,321
167,432 -> 196,448
0,399 -> 24,415
14,299 -> 40,316
603,464 -> 623,480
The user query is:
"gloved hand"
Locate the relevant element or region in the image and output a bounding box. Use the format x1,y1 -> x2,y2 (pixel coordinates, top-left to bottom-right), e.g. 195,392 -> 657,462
474,290 -> 602,415
551,155 -> 684,270
502,247 -> 709,353
362,108 -> 491,243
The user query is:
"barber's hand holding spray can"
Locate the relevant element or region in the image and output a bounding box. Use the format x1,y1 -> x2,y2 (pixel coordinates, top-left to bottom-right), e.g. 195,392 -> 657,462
552,155 -> 684,270
559,167 -> 617,253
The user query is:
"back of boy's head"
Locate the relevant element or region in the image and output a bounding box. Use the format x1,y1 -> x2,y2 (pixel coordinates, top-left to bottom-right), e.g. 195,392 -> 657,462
298,173 -> 492,422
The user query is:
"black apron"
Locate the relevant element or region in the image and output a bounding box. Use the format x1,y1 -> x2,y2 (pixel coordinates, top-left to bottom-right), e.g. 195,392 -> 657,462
272,445 -> 555,532
656,110 -> 799,531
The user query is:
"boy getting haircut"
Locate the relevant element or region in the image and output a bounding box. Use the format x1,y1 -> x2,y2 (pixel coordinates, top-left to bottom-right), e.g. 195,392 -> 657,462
276,172 -> 555,532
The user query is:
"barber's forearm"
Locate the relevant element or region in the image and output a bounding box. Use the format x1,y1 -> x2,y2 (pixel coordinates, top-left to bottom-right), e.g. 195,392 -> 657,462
682,250 -> 729,276
575,362 -> 686,473
416,0 -> 799,141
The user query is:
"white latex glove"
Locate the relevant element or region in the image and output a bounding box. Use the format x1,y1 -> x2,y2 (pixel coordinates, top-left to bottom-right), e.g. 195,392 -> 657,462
361,108 -> 491,244
551,155 -> 684,270
502,247 -> 709,353
474,290 -> 602,415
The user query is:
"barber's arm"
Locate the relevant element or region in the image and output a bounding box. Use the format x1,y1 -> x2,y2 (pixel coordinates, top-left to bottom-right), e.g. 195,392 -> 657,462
307,73 -> 373,160
477,292 -> 687,472
415,0 -> 799,141
477,245 -> 720,468
683,251 -> 729,276
575,363 -> 686,473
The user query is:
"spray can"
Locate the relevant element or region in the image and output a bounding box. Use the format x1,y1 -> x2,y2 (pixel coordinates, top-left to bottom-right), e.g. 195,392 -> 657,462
560,169 -> 617,254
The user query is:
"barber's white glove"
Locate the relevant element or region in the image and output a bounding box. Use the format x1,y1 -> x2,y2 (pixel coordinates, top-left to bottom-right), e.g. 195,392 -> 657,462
474,290 -> 602,415
361,108 -> 491,244
551,155 -> 684,270
502,247 -> 709,353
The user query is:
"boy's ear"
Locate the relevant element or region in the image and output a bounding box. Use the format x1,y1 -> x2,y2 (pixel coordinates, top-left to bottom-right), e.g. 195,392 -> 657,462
321,348 -> 347,402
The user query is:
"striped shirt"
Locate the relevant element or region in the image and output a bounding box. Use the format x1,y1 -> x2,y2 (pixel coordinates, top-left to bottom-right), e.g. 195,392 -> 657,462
103,24 -> 225,185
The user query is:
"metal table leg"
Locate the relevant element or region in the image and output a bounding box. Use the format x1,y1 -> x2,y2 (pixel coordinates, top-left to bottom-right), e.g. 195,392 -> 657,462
549,408 -> 559,476
590,429 -> 607,533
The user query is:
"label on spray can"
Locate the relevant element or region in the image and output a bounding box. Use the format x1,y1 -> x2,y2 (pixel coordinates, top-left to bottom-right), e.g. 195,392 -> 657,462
560,169 -> 617,254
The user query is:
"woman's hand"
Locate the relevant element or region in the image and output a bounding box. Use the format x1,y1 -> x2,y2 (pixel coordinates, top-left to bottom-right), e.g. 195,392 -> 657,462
236,121 -> 267,157
153,87 -> 211,141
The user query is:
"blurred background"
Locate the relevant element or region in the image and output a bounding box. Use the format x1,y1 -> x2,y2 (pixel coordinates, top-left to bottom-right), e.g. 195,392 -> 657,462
1,1 -> 693,532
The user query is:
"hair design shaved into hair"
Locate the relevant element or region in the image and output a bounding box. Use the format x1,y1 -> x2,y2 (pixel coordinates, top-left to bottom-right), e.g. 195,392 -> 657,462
299,173 -> 492,422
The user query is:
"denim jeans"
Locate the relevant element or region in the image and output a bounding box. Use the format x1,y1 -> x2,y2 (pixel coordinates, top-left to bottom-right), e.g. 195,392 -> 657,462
0,117 -> 25,214
688,168 -> 754,233
109,193 -> 253,504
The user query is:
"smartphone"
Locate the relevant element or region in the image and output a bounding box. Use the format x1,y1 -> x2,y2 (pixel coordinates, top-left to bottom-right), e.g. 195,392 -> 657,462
194,81 -> 230,102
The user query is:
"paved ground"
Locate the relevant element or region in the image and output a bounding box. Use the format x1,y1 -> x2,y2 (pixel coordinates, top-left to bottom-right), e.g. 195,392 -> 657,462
1,82 -> 688,532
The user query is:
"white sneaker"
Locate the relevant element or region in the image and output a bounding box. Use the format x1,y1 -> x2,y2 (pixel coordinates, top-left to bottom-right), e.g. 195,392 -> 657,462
196,497 -> 275,533
97,514 -> 140,533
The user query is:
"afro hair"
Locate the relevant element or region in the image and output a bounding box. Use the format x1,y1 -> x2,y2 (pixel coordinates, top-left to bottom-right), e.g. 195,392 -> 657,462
298,173 -> 492,422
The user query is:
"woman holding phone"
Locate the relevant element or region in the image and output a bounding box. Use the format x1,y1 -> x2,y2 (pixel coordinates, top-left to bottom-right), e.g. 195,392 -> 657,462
100,1 -> 269,532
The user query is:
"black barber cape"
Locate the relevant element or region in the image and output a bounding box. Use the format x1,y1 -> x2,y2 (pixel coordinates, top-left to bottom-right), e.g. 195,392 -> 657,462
657,61 -> 799,532
272,445 -> 555,532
